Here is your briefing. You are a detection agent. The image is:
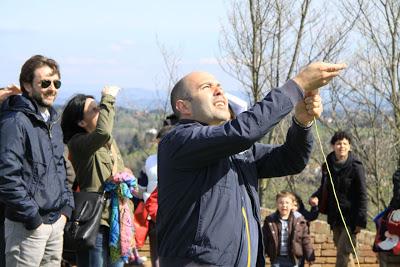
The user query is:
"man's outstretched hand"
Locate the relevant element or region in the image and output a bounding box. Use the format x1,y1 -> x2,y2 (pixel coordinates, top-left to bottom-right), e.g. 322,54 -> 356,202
294,90 -> 323,126
293,62 -> 347,92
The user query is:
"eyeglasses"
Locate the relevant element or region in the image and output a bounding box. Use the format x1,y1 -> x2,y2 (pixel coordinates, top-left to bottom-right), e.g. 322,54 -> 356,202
40,80 -> 61,89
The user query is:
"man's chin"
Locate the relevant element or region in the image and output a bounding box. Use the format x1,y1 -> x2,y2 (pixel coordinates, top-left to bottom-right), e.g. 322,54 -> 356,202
217,112 -> 231,122
32,94 -> 56,108
38,100 -> 55,108
215,116 -> 230,125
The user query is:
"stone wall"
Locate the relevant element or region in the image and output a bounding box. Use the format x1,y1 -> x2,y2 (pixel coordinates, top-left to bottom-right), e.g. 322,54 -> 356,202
261,208 -> 400,267
310,219 -> 377,266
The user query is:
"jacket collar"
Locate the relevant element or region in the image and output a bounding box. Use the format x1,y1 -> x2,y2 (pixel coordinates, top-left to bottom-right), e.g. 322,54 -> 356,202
177,119 -> 209,126
327,151 -> 353,172
1,93 -> 59,123
271,210 -> 296,222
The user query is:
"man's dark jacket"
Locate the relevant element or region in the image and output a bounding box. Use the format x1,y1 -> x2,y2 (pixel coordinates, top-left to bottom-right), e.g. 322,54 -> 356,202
0,94 -> 73,230
157,80 -> 314,266
314,151 -> 367,231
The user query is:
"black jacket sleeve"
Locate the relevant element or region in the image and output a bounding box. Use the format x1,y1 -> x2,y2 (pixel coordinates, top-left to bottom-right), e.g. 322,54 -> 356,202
253,118 -> 313,178
300,205 -> 319,222
353,163 -> 368,229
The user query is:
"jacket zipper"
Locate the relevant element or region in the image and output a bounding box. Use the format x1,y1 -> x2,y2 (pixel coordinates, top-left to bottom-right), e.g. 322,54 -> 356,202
241,206 -> 251,267
48,114 -> 61,139
48,123 -> 53,138
23,109 -> 59,139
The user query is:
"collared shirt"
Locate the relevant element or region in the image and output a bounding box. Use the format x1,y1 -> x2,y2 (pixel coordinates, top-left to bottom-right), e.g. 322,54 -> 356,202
40,110 -> 50,122
279,219 -> 289,255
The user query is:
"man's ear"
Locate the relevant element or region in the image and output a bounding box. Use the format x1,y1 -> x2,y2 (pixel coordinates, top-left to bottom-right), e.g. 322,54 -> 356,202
176,100 -> 191,117
23,83 -> 32,94
78,120 -> 87,129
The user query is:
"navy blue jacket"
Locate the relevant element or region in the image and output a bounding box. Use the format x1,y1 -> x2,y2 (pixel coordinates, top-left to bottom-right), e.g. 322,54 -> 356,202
157,80 -> 314,266
0,94 -> 73,230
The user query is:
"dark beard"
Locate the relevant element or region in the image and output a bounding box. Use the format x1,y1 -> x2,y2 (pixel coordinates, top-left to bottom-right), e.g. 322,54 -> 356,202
32,91 -> 54,108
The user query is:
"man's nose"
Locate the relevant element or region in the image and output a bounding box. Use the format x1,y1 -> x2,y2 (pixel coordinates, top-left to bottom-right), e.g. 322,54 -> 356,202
212,84 -> 224,95
46,84 -> 57,92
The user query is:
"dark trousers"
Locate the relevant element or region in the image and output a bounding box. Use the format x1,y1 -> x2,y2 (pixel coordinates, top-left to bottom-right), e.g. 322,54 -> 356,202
149,221 -> 159,267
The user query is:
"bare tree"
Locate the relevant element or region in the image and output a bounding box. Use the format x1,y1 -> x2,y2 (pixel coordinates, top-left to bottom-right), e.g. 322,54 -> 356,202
324,0 -> 400,217
219,0 -> 353,206
153,38 -> 182,128
219,0 -> 272,103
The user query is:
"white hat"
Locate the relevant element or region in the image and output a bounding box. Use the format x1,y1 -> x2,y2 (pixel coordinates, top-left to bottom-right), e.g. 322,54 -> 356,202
226,93 -> 248,116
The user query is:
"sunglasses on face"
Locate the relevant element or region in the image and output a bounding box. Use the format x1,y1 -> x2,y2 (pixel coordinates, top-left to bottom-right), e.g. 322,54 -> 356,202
40,80 -> 62,89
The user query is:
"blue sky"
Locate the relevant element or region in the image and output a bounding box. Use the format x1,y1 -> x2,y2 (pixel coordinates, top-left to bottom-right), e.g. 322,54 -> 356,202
0,0 -> 242,106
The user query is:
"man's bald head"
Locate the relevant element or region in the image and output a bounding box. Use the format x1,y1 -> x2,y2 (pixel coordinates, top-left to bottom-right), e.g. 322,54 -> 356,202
170,72 -> 230,125
170,71 -> 211,118
170,76 -> 190,118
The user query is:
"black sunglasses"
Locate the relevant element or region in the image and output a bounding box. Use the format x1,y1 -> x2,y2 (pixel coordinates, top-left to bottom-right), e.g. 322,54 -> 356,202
40,80 -> 61,89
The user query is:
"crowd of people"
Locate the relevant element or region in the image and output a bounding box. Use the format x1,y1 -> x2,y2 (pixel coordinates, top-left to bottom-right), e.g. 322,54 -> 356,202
0,54 -> 397,267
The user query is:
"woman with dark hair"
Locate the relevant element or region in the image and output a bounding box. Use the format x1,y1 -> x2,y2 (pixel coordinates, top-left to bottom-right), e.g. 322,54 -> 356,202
61,86 -> 130,267
61,94 -> 95,144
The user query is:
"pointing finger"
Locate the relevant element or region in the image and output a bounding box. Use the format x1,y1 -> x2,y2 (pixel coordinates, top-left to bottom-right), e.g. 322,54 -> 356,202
320,63 -> 347,72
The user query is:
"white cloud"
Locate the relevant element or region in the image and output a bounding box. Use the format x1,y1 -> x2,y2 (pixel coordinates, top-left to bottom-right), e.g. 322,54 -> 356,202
111,44 -> 123,52
217,56 -> 236,65
110,40 -> 136,52
199,57 -> 219,65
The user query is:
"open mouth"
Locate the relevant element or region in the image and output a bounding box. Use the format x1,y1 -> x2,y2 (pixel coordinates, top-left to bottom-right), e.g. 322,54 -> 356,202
214,99 -> 226,107
45,94 -> 56,98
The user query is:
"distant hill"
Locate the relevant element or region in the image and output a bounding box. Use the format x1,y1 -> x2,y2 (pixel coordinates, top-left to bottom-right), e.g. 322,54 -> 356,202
55,87 -> 167,110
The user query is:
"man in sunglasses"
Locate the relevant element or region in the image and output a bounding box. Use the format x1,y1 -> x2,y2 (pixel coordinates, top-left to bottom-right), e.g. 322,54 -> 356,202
0,55 -> 74,267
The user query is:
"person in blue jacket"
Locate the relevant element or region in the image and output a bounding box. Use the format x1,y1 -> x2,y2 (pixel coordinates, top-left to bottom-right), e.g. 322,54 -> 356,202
0,84 -> 22,267
157,62 -> 346,267
0,55 -> 74,267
